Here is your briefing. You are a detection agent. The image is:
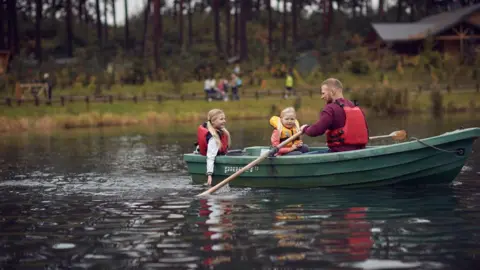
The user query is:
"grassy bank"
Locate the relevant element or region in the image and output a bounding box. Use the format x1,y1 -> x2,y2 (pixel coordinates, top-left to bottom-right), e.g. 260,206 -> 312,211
1,89 -> 479,134
0,97 -> 320,133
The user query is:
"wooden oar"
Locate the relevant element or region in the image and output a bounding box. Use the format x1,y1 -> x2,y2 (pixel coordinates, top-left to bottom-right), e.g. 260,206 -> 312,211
196,131 -> 304,196
370,130 -> 407,141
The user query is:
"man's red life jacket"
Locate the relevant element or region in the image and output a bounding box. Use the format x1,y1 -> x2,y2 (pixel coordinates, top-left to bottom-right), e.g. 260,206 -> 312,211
326,101 -> 368,148
197,123 -> 229,156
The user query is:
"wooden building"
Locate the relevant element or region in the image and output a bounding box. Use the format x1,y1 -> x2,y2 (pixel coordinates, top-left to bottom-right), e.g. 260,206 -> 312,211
369,4 -> 480,57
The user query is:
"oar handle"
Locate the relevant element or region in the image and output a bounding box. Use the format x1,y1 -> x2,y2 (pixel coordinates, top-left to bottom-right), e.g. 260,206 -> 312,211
369,134 -> 391,140
197,131 -> 304,196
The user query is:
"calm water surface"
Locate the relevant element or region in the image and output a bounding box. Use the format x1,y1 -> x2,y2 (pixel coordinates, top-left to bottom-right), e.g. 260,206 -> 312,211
1,114 -> 479,269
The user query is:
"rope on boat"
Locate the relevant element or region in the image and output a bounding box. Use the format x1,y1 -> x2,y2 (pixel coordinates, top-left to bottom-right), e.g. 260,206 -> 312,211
410,137 -> 464,155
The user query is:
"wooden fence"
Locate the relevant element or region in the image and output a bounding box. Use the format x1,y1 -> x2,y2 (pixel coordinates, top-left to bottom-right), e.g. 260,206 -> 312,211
1,83 -> 479,108
0,89 -> 317,107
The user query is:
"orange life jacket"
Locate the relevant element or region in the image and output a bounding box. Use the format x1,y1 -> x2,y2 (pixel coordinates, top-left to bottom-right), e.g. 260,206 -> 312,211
269,116 -> 302,148
197,123 -> 229,156
326,101 -> 368,148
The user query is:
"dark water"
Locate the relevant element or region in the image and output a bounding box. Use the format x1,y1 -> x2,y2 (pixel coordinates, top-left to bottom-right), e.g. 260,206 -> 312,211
1,114 -> 479,269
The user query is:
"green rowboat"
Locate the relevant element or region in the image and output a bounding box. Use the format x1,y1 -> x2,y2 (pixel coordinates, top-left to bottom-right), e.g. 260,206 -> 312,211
183,128 -> 480,188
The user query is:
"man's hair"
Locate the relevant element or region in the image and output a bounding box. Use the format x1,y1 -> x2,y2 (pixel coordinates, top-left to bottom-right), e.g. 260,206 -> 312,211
321,78 -> 343,91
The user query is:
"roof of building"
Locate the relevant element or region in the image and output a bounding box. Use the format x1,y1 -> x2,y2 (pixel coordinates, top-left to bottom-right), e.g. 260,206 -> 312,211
371,3 -> 480,42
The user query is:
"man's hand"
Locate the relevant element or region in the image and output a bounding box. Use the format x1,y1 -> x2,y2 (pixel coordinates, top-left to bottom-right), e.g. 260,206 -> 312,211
300,124 -> 309,132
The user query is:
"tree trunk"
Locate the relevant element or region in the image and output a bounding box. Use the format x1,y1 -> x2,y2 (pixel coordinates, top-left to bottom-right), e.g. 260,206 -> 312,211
153,0 -> 162,72
225,0 -> 231,56
234,0 -> 239,55
78,0 -> 84,22
424,0 -> 431,17
187,0 -> 192,47
283,0 -> 287,49
103,0 -> 108,42
0,0 -> 5,50
35,0 -> 42,62
124,0 -> 129,50
66,0 -> 73,57
83,0 -> 89,24
51,0 -> 58,19
328,0 -> 334,37
240,0 -> 248,60
396,0 -> 403,22
378,0 -> 384,18
7,0 -> 19,54
179,0 -> 183,47
173,0 -> 177,21
409,0 -> 415,21
323,0 -> 333,38
255,0 -> 261,12
112,0 -> 117,35
213,0 -> 222,53
141,0 -> 151,57
266,0 -> 272,63
27,0 -> 33,18
95,0 -> 102,48
292,0 -> 297,48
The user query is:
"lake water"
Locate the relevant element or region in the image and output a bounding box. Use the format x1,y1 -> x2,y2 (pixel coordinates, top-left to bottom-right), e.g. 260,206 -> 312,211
0,113 -> 479,269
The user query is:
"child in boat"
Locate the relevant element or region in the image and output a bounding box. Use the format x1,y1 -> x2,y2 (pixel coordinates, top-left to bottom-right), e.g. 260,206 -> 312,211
270,107 -> 309,156
196,109 -> 231,185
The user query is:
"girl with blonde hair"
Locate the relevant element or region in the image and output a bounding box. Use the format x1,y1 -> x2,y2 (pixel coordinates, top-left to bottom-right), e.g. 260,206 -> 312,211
196,109 -> 231,185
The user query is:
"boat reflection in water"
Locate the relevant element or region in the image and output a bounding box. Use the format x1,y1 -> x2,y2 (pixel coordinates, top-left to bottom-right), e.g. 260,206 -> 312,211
272,205 -> 373,264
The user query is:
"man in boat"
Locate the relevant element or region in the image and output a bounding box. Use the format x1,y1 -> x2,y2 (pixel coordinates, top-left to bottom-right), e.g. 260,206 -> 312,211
300,78 -> 369,153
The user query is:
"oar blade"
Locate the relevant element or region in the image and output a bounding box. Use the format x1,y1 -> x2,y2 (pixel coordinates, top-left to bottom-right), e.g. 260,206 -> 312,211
391,130 -> 407,141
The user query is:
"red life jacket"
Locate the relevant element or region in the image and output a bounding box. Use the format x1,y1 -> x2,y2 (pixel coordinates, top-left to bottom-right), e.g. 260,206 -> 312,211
197,123 -> 229,156
326,101 -> 368,148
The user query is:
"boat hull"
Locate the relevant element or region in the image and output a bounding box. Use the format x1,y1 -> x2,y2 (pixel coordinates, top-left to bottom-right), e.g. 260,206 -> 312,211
183,128 -> 480,188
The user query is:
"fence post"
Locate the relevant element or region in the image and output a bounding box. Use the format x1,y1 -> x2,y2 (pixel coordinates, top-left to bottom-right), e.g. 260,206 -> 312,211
109,95 -> 113,104
255,91 -> 259,100
133,96 -> 138,103
181,94 -> 185,102
5,97 -> 11,107
477,83 -> 479,93
309,90 -> 313,98
267,90 -> 271,96
446,84 -> 451,93
60,96 -> 65,106
85,96 -> 90,105
17,99 -> 22,106
34,97 -> 40,106
69,96 -> 74,103
157,95 -> 162,103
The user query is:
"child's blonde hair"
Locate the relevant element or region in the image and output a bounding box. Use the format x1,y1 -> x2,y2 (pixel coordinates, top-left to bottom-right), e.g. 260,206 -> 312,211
280,107 -> 296,118
206,109 -> 231,149
277,107 -> 299,131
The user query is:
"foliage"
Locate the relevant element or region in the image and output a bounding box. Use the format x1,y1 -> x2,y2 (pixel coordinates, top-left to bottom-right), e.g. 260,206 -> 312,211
2,0 -> 480,97
350,87 -> 410,115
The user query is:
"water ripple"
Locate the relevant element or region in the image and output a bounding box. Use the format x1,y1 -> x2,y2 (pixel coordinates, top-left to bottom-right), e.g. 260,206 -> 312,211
0,123 -> 479,269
